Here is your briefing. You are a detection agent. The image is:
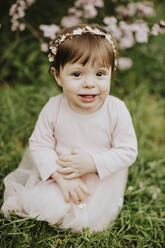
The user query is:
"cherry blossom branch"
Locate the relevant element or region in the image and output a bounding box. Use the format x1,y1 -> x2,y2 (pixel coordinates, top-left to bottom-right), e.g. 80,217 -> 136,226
8,0 -> 165,70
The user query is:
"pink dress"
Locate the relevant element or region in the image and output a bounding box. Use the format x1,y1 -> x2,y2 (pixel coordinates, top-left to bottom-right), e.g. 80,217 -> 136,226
1,94 -> 137,232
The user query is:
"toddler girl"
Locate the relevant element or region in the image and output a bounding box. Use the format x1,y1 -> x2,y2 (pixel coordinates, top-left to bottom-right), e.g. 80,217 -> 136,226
1,24 -> 137,232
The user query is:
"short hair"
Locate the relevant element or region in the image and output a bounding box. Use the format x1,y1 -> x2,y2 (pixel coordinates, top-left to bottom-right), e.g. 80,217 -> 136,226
50,24 -> 118,75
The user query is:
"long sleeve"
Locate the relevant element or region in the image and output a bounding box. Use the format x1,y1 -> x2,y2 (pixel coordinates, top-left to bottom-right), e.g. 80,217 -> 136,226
29,99 -> 59,181
91,101 -> 138,180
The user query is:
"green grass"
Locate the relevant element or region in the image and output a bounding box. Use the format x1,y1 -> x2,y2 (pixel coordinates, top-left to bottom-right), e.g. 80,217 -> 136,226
0,77 -> 165,247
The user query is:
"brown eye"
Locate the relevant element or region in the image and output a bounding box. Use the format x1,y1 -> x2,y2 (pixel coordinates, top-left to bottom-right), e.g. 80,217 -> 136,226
96,71 -> 104,77
73,72 -> 81,77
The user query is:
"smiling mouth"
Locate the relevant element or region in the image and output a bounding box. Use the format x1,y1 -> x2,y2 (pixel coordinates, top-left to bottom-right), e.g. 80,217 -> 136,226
78,94 -> 97,102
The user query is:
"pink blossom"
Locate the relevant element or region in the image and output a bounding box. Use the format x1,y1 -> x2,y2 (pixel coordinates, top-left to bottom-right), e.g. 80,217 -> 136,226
61,16 -> 81,28
103,16 -> 117,25
17,6 -> 25,18
119,34 -> 135,49
90,0 -> 104,8
103,17 -> 121,41
75,0 -> 103,8
75,11 -> 83,17
39,24 -> 60,40
11,13 -> 20,21
11,20 -> 19,31
40,43 -> 49,53
111,28 -> 122,41
131,22 -> 149,43
68,7 -> 82,17
151,24 -> 160,35
137,1 -> 155,17
19,0 -> 26,8
135,30 -> 148,43
127,3 -> 137,16
83,4 -> 97,19
115,5 -> 129,17
75,0 -> 89,8
118,57 -> 133,70
68,7 -> 77,14
151,21 -> 165,36
105,23 -> 122,41
19,23 -> 25,31
119,21 -> 131,32
116,2 -> 155,18
9,0 -> 35,31
9,4 -> 17,16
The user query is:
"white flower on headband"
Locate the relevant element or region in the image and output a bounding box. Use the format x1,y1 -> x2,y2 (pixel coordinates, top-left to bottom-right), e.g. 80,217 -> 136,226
48,56 -> 54,62
105,34 -> 112,42
48,26 -> 117,70
93,28 -> 102,35
48,53 -> 54,62
51,47 -> 57,55
59,34 -> 66,43
86,26 -> 93,32
73,28 -> 83,35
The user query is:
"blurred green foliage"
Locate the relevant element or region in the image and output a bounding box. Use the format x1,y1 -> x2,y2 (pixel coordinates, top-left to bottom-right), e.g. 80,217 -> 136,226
0,0 -> 165,94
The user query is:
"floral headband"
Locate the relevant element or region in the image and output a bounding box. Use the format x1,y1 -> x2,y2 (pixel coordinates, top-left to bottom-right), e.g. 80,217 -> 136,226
48,25 -> 117,69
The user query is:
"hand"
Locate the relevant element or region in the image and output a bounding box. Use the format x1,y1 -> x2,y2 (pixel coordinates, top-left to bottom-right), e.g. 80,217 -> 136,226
51,172 -> 90,204
56,150 -> 97,179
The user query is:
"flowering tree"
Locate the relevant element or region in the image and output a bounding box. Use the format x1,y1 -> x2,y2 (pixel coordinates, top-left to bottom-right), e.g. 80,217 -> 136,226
8,0 -> 165,70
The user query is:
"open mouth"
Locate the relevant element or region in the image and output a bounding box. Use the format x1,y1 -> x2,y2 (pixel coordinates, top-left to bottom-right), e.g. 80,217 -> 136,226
78,94 -> 97,102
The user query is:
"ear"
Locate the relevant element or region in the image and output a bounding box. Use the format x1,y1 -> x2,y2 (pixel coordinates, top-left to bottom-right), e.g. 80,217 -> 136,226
50,66 -> 63,87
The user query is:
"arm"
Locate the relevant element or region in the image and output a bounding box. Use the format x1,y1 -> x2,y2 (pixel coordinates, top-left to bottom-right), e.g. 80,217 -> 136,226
57,101 -> 137,180
29,99 -> 59,181
91,101 -> 138,180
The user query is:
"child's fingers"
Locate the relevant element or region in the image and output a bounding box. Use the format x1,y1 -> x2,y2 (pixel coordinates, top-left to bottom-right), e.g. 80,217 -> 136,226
64,173 -> 79,179
58,155 -> 73,162
63,190 -> 70,203
57,160 -> 72,167
71,149 -> 79,155
79,183 -> 90,195
76,187 -> 86,202
57,167 -> 74,174
70,191 -> 80,204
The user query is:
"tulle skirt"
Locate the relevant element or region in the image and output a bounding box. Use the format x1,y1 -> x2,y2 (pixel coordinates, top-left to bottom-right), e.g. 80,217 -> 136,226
1,148 -> 128,232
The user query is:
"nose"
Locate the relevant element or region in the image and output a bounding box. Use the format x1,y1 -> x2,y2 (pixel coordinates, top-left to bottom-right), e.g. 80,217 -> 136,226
83,75 -> 95,88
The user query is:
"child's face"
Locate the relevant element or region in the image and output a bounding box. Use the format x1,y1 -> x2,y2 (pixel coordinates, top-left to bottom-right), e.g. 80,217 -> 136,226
55,62 -> 111,114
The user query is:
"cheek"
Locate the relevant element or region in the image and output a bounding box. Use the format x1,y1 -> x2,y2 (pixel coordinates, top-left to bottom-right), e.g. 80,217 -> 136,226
63,84 -> 79,94
99,80 -> 110,93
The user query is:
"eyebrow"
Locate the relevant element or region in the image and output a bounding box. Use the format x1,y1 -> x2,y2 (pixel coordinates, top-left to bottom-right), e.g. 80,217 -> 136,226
94,67 -> 109,72
69,64 -> 84,70
70,64 -> 109,70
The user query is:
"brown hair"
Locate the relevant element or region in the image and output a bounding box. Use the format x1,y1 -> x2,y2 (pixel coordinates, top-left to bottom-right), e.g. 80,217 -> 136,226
49,24 -> 118,75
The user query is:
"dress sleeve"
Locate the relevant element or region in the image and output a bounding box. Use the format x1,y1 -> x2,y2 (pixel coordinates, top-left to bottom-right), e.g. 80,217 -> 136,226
29,99 -> 59,181
91,101 -> 138,180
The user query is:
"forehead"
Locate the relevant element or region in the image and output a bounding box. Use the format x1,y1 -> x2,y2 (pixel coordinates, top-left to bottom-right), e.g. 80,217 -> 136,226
60,34 -> 112,69
63,62 -> 111,70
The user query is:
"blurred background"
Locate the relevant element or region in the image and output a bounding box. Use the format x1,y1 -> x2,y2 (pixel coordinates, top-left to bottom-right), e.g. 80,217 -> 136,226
0,0 -> 165,166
